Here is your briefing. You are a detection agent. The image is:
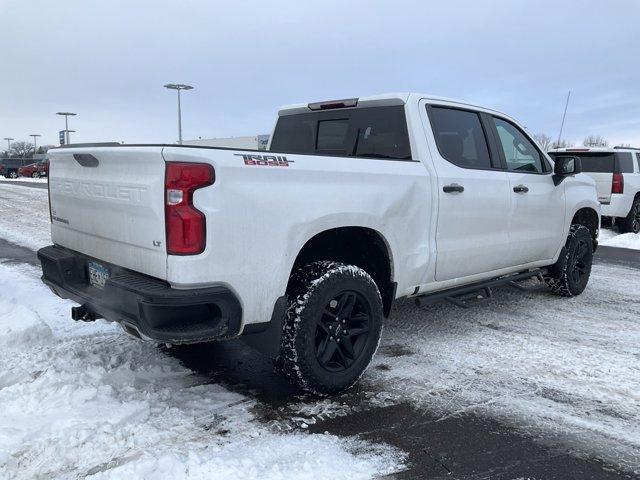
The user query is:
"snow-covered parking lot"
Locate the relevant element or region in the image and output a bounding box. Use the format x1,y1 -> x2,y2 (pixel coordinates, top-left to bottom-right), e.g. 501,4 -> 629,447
1,180 -> 639,479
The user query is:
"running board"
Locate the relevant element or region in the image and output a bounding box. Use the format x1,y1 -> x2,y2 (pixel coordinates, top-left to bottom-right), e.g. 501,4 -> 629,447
414,269 -> 546,309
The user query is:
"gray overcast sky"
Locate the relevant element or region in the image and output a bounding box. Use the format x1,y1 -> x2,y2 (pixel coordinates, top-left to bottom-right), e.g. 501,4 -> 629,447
1,0 -> 639,148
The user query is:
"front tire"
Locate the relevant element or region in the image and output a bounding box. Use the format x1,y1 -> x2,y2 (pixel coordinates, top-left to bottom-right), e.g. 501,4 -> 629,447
8,171 -> 17,179
32,171 -> 39,178
544,224 -> 593,297
617,197 -> 640,234
279,261 -> 383,395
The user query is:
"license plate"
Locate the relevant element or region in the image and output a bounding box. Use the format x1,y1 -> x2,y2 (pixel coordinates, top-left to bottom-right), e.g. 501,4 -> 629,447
88,261 -> 110,289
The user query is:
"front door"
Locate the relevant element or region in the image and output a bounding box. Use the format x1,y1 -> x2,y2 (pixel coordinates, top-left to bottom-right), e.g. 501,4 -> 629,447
491,116 -> 566,265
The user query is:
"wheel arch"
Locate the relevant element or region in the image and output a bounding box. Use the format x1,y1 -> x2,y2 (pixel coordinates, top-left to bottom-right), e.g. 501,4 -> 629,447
287,226 -> 396,317
571,207 -> 599,248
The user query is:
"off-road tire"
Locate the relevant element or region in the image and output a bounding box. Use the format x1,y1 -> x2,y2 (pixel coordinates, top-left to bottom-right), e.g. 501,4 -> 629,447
617,197 -> 640,234
279,261 -> 383,395
544,224 -> 593,297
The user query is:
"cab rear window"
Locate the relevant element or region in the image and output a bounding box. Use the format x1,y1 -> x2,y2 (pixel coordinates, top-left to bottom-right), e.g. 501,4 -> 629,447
548,152 -> 633,173
270,106 -> 412,160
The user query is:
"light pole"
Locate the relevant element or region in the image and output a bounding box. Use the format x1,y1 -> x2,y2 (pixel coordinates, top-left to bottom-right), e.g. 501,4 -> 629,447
163,83 -> 193,144
30,134 -> 41,155
3,137 -> 13,153
56,112 -> 77,145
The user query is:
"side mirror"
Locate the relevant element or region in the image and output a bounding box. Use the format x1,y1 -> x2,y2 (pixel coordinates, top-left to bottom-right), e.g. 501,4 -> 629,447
553,156 -> 582,185
554,156 -> 581,175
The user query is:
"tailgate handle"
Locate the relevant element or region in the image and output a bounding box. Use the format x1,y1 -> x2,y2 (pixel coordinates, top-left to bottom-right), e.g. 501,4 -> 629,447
73,154 -> 99,167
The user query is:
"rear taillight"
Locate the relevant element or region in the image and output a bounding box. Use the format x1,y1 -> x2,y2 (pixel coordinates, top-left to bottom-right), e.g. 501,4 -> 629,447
612,173 -> 624,194
165,162 -> 215,255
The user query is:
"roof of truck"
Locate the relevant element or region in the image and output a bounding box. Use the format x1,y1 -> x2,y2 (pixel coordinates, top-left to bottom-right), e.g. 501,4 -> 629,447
278,92 -> 511,118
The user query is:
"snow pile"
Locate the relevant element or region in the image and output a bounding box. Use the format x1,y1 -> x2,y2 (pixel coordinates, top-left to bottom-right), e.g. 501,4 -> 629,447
601,231 -> 640,250
0,183 -> 51,250
0,263 -> 404,479
0,300 -> 51,348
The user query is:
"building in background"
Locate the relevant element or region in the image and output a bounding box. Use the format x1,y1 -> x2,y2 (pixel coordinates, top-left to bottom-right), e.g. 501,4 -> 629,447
184,134 -> 269,150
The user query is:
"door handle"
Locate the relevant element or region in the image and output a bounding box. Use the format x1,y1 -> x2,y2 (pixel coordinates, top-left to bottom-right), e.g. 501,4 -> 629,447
443,184 -> 464,193
513,185 -> 529,193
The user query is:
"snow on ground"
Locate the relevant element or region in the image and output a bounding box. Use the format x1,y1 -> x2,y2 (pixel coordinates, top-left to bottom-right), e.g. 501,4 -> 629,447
0,182 -> 51,250
0,263 -> 404,480
366,267 -> 640,472
600,228 -> 640,249
1,182 -> 640,475
0,177 -> 48,184
285,264 -> 640,473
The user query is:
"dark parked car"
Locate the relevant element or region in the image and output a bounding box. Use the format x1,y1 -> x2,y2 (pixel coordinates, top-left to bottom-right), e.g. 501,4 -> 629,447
0,158 -> 32,179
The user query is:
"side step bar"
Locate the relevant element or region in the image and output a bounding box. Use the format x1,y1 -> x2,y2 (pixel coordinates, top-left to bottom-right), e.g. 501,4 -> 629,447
414,269 -> 546,309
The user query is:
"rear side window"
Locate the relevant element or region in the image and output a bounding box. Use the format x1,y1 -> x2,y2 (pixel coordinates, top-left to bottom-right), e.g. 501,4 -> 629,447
270,106 -> 411,160
616,152 -> 634,173
636,153 -> 640,171
429,107 -> 492,169
493,117 -> 545,173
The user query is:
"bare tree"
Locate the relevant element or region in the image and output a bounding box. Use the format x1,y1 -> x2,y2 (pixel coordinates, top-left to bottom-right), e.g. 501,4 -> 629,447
9,141 -> 34,158
583,135 -> 608,147
532,133 -> 553,151
551,139 -> 575,149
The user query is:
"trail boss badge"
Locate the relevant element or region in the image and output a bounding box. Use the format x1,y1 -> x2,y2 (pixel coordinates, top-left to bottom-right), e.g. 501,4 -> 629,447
235,154 -> 294,167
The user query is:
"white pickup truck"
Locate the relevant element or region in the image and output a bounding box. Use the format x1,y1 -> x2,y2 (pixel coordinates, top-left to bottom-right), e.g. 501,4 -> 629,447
39,93 -> 600,394
549,147 -> 640,233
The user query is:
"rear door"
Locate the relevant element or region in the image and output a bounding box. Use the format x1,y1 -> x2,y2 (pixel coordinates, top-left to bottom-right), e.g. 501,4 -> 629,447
48,146 -> 168,279
425,104 -> 513,281
491,117 -> 565,265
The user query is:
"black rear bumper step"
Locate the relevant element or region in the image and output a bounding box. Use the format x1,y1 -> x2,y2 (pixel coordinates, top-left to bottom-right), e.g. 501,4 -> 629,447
37,245 -> 242,344
414,268 -> 546,308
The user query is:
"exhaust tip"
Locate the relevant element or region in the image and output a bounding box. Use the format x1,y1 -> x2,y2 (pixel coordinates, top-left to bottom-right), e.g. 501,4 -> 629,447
71,305 -> 97,322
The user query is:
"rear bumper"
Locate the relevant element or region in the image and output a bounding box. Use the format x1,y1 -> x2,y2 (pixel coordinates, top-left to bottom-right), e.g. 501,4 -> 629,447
601,194 -> 633,218
38,245 -> 242,344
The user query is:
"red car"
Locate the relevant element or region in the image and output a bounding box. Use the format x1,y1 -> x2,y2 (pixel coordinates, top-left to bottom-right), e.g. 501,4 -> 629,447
18,162 -> 41,178
38,158 -> 49,177
18,159 -> 48,178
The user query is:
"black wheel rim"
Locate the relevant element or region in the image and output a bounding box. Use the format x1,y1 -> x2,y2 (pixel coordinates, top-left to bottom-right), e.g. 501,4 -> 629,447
632,204 -> 640,234
314,291 -> 372,372
570,239 -> 590,285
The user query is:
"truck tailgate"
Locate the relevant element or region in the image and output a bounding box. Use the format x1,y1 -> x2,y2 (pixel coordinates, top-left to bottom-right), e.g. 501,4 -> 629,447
588,172 -> 613,204
48,146 -> 167,280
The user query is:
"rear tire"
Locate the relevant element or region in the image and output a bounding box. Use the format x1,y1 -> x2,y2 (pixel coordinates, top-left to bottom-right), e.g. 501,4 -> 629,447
279,261 -> 383,395
617,197 -> 640,234
544,224 -> 593,297
8,171 -> 17,179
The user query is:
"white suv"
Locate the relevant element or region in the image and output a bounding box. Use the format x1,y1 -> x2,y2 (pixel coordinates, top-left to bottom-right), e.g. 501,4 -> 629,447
549,147 -> 640,233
